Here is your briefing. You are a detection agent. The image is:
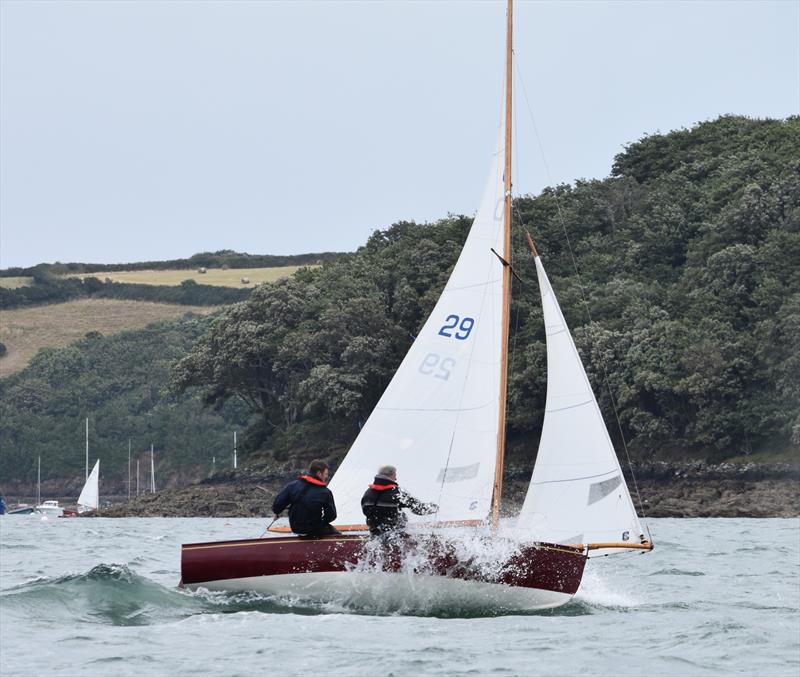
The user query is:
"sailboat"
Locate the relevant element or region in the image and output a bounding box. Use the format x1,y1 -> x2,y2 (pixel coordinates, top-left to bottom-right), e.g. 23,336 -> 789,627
77,460 -> 100,514
181,0 -> 652,610
34,456 -> 65,518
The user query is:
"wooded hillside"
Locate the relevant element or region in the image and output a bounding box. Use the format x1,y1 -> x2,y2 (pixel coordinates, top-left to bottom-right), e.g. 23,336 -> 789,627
1,115 -> 797,492
173,116 -> 800,462
0,317 -> 252,488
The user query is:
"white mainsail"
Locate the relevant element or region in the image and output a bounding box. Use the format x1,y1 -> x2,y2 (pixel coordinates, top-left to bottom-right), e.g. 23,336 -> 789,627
517,256 -> 644,555
77,459 -> 99,513
329,127 -> 508,526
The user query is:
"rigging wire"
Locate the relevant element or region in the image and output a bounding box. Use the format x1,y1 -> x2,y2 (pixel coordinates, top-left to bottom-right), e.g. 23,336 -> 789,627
507,55 -> 524,397
512,59 -> 651,537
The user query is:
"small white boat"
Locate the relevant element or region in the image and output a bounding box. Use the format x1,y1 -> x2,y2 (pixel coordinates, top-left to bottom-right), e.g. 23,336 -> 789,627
6,504 -> 36,516
35,500 -> 64,518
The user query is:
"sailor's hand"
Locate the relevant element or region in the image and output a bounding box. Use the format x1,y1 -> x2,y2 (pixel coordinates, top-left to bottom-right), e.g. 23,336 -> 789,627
272,513 -> 281,520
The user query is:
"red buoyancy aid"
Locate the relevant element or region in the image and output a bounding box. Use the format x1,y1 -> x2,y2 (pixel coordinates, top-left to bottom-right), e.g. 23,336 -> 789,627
299,474 -> 327,487
368,481 -> 398,491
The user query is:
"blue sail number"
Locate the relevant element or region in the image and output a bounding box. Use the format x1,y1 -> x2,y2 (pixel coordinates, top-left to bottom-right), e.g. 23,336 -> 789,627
438,315 -> 475,340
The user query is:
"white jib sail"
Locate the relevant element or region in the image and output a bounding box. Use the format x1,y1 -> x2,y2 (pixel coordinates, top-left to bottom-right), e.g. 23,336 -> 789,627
517,256 -> 644,555
329,127 -> 507,527
78,459 -> 100,513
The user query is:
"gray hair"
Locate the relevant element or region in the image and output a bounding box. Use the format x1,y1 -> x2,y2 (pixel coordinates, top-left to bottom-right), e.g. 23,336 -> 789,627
377,465 -> 397,478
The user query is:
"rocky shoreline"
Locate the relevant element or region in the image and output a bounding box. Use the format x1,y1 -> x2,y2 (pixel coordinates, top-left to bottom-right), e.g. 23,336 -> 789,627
88,460 -> 799,519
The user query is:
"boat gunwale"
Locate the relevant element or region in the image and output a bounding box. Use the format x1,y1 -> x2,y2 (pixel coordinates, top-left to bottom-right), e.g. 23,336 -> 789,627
181,534 -> 589,558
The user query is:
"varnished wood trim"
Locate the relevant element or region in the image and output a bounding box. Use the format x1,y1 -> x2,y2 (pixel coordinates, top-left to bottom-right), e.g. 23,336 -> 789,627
584,541 -> 654,551
268,524 -> 367,533
181,537 -> 354,551
524,230 -> 539,257
269,519 -> 485,534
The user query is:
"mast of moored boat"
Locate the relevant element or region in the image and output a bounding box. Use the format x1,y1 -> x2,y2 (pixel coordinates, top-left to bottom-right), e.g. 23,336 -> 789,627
491,0 -> 514,533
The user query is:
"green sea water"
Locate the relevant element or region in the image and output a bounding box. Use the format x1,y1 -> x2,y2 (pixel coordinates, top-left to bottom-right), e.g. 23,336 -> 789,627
1,517 -> 798,676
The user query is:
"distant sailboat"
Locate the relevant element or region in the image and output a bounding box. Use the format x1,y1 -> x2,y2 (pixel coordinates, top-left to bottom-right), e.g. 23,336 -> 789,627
35,456 -> 64,518
181,0 -> 652,610
77,460 -> 100,514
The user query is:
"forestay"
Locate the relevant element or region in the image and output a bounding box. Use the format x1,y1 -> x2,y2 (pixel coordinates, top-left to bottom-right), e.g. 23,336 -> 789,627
517,257 -> 644,556
78,459 -> 100,513
329,127 -> 508,527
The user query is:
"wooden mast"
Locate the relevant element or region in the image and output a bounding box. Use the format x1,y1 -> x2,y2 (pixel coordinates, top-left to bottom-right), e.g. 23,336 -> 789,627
491,0 -> 513,532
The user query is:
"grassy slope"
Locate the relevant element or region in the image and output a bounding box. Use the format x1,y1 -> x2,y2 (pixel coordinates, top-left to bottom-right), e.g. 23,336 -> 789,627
0,277 -> 35,289
0,299 -> 219,377
65,265 -> 314,287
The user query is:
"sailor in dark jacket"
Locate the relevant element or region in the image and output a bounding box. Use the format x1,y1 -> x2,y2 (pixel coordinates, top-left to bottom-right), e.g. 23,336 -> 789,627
361,465 -> 437,537
272,460 -> 339,537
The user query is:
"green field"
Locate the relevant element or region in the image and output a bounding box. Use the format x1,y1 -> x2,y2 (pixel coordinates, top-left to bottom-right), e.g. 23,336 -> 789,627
0,299 -> 219,377
67,265 -> 312,287
0,276 -> 35,289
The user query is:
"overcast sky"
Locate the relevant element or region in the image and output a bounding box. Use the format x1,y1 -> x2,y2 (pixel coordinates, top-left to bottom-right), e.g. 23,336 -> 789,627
1,0 -> 798,269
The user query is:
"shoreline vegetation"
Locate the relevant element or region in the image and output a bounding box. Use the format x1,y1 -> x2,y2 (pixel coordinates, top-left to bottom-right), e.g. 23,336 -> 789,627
6,459 -> 797,519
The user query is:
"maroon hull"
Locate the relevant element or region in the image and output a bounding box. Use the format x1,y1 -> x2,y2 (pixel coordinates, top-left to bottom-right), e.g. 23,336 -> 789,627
181,534 -> 587,596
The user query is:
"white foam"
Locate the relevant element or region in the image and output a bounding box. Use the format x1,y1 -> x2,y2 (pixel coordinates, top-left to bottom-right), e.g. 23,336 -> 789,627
348,528 -> 527,584
575,565 -> 640,608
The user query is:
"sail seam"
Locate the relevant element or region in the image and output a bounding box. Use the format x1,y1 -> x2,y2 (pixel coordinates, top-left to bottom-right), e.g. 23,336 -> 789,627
546,399 -> 593,412
376,402 -> 494,413
444,278 -> 501,292
531,470 -> 618,485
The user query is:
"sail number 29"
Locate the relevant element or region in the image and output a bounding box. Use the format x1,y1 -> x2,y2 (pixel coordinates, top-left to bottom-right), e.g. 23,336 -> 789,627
438,315 -> 475,340
419,354 -> 455,380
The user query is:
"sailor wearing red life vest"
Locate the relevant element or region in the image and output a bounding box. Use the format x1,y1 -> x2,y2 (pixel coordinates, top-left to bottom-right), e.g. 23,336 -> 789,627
360,465 -> 437,537
272,460 -> 339,537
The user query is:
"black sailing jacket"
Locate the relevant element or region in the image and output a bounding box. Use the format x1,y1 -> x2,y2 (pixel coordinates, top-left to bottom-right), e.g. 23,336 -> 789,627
360,475 -> 436,536
272,475 -> 337,535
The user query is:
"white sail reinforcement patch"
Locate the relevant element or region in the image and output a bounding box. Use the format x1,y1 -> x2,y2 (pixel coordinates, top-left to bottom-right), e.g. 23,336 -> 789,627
587,475 -> 622,505
436,463 -> 480,483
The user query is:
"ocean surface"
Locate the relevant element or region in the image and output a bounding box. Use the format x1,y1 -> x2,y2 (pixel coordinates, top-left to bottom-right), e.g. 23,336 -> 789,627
1,517 -> 798,676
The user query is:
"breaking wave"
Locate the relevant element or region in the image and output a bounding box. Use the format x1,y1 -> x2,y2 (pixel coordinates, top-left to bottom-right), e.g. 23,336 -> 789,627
1,564 -> 203,626
1,556 -> 599,624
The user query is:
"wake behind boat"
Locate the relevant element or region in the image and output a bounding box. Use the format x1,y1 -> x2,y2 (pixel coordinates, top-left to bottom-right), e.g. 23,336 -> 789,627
180,0 -> 652,610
